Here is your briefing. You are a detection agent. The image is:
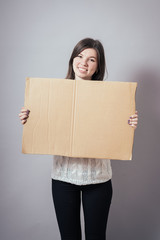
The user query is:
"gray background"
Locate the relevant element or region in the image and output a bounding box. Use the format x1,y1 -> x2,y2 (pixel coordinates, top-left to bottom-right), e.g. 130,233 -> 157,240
0,0 -> 160,239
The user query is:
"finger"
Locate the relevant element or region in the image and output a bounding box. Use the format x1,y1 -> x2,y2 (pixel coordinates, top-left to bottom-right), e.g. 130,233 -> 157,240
19,114 -> 29,120
128,120 -> 138,127
21,119 -> 27,124
19,112 -> 29,116
132,123 -> 138,126
128,118 -> 138,122
19,112 -> 28,117
130,114 -> 138,119
19,111 -> 30,117
129,123 -> 138,126
130,119 -> 138,123
130,117 -> 138,120
128,123 -> 138,127
19,113 -> 26,117
20,111 -> 28,116
21,108 -> 30,114
130,124 -> 137,128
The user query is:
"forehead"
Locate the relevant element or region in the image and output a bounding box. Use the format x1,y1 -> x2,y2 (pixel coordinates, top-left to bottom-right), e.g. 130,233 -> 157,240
80,48 -> 97,58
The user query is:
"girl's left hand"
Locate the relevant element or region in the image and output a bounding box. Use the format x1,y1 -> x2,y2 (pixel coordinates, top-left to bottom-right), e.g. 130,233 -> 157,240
128,110 -> 138,129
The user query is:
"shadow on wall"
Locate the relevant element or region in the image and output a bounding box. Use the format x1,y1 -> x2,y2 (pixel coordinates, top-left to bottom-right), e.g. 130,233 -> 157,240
109,68 -> 160,240
132,68 -> 160,239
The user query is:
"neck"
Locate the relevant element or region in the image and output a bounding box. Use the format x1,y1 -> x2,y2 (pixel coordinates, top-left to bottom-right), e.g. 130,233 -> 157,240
74,76 -> 91,81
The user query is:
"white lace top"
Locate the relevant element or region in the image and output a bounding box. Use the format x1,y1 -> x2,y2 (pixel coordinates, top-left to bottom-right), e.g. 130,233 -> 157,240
51,155 -> 112,185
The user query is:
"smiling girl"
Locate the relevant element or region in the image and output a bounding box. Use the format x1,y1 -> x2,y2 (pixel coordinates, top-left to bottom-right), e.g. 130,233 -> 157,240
19,38 -> 138,240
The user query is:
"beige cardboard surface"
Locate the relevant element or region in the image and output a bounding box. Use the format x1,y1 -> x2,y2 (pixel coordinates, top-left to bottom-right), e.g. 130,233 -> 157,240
22,78 -> 137,160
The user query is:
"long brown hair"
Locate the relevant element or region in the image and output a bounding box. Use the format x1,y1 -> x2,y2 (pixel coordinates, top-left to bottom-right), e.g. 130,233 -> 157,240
66,38 -> 107,81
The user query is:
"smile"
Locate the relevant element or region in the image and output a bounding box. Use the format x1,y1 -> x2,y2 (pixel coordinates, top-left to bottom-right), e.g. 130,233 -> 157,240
78,67 -> 87,72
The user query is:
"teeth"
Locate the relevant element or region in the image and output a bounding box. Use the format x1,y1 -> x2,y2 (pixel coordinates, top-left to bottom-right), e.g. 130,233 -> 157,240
79,68 -> 87,71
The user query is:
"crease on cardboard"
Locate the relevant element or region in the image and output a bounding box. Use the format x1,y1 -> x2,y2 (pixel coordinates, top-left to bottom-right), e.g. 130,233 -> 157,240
72,79 -> 78,156
70,80 -> 75,156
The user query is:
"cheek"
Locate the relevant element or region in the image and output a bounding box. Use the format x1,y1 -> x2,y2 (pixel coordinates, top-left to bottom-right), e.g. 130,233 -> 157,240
73,60 -> 77,72
73,58 -> 79,67
91,63 -> 98,73
73,59 -> 78,73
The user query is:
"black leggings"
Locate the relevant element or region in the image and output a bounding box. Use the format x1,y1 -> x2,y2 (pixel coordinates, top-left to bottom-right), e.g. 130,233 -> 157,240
52,179 -> 113,240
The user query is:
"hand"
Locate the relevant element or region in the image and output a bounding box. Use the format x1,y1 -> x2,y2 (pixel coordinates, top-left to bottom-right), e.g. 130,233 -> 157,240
19,107 -> 30,125
128,110 -> 138,129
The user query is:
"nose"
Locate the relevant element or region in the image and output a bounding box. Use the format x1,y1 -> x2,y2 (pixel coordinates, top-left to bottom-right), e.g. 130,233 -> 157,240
81,57 -> 88,66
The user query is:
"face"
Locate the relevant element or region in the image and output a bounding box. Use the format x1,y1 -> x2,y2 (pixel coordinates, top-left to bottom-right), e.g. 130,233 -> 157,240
73,48 -> 98,80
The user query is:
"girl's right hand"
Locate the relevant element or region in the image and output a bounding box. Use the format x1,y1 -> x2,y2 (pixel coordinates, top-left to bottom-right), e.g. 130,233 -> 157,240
19,107 -> 30,124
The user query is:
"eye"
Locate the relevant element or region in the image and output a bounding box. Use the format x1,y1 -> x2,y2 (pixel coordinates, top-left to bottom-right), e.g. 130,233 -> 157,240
90,58 -> 95,62
77,54 -> 82,58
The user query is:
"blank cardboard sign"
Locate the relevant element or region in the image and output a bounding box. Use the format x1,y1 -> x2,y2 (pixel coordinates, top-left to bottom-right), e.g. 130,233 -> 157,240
22,78 -> 137,160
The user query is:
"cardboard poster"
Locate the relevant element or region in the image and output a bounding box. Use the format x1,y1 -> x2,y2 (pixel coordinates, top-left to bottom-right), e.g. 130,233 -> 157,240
22,78 -> 137,160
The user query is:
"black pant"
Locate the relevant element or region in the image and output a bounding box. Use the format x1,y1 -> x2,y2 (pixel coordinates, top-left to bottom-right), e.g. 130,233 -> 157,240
52,179 -> 113,240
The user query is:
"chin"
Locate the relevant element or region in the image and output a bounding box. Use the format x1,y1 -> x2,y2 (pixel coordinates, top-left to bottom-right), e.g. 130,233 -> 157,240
78,74 -> 88,79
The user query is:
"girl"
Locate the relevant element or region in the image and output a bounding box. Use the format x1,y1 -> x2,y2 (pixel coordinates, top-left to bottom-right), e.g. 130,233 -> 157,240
19,38 -> 138,240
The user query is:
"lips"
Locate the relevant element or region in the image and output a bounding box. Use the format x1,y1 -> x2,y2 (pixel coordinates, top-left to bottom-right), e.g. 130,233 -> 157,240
78,67 -> 88,73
